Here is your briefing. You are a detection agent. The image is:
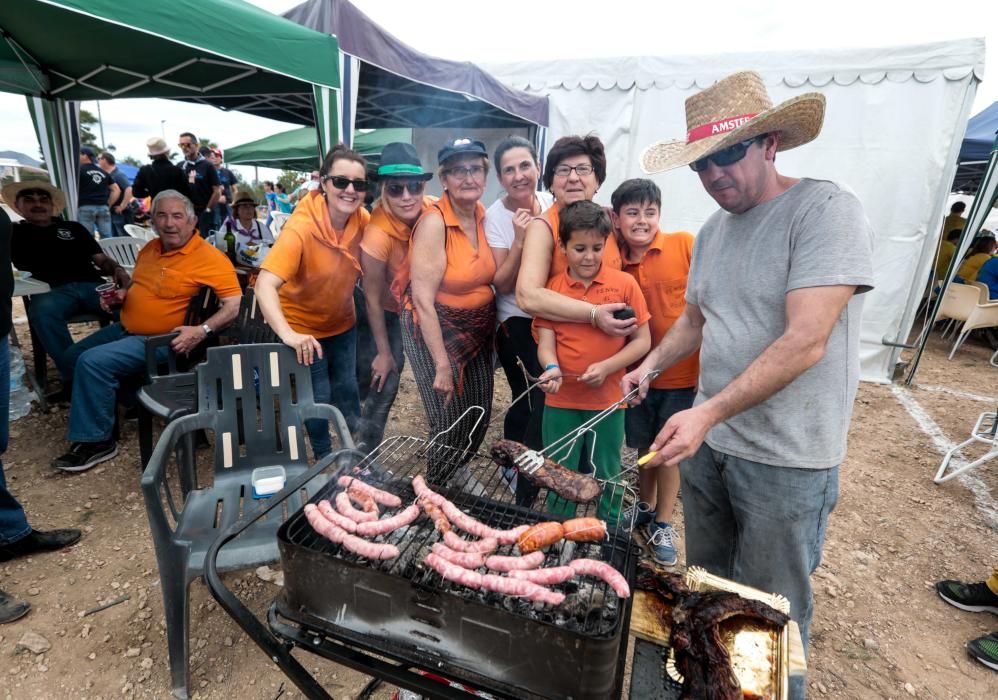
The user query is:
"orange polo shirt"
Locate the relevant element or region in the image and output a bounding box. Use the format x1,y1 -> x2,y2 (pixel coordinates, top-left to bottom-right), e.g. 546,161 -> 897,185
393,192 -> 496,311
534,265 -> 650,411
536,205 -> 623,280
261,190 -> 370,338
622,230 -> 699,390
121,234 -> 241,336
360,196 -> 436,314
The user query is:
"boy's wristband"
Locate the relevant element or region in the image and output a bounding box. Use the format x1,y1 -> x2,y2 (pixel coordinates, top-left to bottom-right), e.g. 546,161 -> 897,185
590,304 -> 599,327
544,363 -> 560,371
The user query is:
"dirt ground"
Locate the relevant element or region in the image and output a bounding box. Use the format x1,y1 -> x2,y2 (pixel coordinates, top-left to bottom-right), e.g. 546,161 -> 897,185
1,300 -> 997,700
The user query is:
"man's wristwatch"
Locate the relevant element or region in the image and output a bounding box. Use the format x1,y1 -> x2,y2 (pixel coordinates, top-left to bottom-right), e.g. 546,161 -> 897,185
201,324 -> 213,338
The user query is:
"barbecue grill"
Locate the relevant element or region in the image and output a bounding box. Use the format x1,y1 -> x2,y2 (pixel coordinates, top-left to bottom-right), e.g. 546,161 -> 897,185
206,435 -> 639,700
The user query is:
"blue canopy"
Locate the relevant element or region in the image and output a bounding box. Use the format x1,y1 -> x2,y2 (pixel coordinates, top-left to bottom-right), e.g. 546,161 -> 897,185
953,101 -> 998,192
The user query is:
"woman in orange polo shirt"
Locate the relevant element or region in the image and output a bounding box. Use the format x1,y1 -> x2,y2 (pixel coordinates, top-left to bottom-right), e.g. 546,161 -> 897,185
357,142 -> 434,450
256,144 -> 370,458
396,138 -> 497,480
515,135 -> 636,338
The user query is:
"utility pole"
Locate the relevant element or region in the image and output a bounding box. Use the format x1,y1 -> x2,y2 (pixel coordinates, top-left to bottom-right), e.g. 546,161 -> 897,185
96,101 -> 106,149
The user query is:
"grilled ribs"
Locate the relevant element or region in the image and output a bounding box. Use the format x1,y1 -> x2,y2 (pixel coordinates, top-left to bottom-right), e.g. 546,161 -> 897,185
637,564 -> 789,700
490,439 -> 602,503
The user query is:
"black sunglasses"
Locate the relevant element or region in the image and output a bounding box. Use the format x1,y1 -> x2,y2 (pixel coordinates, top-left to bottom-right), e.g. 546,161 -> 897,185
689,136 -> 764,172
385,181 -> 425,197
323,175 -> 369,192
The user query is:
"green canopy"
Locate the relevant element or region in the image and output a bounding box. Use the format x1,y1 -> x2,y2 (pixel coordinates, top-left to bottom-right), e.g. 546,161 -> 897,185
226,128 -> 412,172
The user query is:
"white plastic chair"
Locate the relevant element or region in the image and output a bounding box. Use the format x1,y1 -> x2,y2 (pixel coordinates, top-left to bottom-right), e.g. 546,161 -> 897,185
99,236 -> 146,271
945,284 -> 998,359
270,211 -> 290,239
935,407 -> 998,483
124,223 -> 158,242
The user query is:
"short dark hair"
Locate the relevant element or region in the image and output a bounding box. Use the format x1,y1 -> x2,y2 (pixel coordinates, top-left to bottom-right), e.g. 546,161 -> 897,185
198,146 -> 212,158
543,135 -> 607,191
98,151 -> 116,165
946,228 -> 963,241
558,200 -> 612,245
493,136 -> 538,180
179,132 -> 198,144
611,178 -> 661,213
275,183 -> 285,193
320,143 -> 367,176
971,236 -> 996,255
951,201 -> 966,214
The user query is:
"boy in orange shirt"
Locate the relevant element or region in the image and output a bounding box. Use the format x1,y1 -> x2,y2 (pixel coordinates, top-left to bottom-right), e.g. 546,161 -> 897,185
613,179 -> 698,566
535,201 -> 651,522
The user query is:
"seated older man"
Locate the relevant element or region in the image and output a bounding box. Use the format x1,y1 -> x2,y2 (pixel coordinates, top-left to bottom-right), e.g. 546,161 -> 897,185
2,181 -> 130,390
51,190 -> 242,473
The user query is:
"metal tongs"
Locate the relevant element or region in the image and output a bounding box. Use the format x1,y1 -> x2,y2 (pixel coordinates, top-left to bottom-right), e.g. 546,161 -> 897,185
513,369 -> 661,473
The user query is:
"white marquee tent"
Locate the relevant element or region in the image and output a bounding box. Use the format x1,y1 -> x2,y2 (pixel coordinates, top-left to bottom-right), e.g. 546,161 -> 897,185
485,38 -> 985,383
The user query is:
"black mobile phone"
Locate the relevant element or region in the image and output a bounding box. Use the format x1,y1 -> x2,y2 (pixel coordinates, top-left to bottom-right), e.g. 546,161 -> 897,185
613,306 -> 635,321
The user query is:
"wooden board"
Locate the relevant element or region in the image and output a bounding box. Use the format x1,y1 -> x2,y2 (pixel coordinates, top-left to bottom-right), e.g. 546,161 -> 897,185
630,590 -> 670,644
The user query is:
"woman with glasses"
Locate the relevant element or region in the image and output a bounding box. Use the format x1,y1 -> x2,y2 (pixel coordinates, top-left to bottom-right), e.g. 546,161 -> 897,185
356,143 -> 435,450
516,135 -> 635,337
484,136 -> 552,502
394,138 -> 497,481
256,144 -> 370,458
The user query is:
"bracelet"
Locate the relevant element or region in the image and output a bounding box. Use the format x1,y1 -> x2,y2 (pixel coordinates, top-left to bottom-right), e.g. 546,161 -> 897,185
590,304 -> 599,328
544,363 -> 560,371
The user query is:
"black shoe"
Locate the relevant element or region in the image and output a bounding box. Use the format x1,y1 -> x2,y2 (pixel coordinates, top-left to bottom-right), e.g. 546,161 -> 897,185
968,632 -> 998,672
0,590 -> 31,624
936,579 -> 998,614
51,440 -> 118,473
0,528 -> 81,562
44,386 -> 72,405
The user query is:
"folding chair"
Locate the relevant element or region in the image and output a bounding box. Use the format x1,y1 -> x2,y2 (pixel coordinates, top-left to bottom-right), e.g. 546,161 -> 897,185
935,403 -> 998,483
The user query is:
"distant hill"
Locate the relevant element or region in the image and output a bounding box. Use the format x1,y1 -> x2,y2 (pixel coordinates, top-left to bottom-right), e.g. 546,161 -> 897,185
0,150 -> 42,168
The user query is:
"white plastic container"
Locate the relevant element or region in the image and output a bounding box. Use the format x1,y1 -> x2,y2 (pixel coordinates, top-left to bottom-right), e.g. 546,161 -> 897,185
251,466 -> 287,499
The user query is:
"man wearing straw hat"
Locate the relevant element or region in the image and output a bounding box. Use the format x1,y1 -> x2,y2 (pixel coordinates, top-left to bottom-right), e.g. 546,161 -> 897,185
623,71 -> 874,683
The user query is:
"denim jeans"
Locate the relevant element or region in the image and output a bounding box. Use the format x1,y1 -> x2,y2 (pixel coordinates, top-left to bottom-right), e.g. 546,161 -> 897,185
26,281 -> 106,383
66,325 -> 147,443
77,204 -> 112,238
681,443 -> 838,700
109,210 -> 128,238
0,337 -> 31,545
354,286 -> 404,450
306,327 -> 360,458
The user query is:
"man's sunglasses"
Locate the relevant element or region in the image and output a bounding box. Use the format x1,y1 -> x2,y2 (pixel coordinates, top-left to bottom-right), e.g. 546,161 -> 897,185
384,181 -> 425,197
18,190 -> 52,203
689,136 -> 764,172
323,175 -> 369,192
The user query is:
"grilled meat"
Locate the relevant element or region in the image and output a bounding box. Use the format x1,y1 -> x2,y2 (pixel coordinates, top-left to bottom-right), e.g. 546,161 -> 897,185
490,439 -> 602,503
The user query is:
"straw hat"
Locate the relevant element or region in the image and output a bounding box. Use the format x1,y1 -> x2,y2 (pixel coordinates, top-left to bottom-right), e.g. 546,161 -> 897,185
640,71 -> 826,174
146,137 -> 170,157
1,180 -> 65,216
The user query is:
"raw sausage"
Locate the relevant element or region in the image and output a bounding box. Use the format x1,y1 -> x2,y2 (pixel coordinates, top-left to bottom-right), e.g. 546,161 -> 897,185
431,543 -> 486,569
413,475 -> 529,544
490,439 -> 602,503
354,504 -> 421,536
480,574 -> 565,606
337,476 -> 402,508
516,522 -> 565,553
562,517 -> 606,542
509,566 -> 577,585
304,504 -> 399,560
443,531 -> 497,555
485,552 -> 545,572
569,558 -> 631,598
425,552 -> 483,589
420,500 -> 451,533
315,499 -> 357,533
335,491 -> 379,523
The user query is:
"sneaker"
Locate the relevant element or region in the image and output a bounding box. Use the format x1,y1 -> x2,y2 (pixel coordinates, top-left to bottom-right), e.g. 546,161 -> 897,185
936,579 -> 998,614
968,632 -> 998,672
0,528 -> 82,562
622,501 -> 654,532
51,441 -> 118,473
646,521 -> 679,567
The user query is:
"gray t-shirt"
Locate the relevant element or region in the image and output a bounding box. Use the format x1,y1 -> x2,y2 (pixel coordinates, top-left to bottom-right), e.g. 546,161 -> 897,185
686,178 -> 874,469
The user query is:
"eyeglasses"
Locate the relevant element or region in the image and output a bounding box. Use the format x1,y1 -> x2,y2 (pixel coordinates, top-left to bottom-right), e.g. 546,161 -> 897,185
444,165 -> 486,180
553,163 -> 594,178
18,191 -> 51,203
689,137 -> 762,172
323,175 -> 369,192
178,141 -> 195,148
385,181 -> 425,197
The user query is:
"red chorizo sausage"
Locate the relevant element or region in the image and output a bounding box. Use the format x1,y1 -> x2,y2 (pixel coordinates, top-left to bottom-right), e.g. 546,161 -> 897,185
562,517 -> 606,542
516,522 -> 565,553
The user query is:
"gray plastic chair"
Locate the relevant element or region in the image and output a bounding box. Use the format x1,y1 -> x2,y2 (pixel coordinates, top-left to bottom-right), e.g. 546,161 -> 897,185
141,343 -> 353,699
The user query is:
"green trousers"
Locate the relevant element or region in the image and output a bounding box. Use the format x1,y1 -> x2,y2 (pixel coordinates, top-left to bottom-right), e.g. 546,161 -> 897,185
541,406 -> 625,523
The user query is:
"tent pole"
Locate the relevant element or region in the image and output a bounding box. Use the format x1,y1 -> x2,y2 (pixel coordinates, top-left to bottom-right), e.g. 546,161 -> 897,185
905,135 -> 998,385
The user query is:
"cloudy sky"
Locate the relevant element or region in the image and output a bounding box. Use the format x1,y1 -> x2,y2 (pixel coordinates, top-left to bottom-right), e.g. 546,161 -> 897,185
1,0 -> 994,181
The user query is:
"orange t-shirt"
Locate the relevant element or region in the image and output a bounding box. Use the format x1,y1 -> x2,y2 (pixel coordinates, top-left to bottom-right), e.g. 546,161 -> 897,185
393,193 -> 496,311
261,190 -> 370,338
360,197 -> 436,314
622,230 -> 700,390
121,234 -> 241,336
536,205 -> 623,281
534,265 -> 650,411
